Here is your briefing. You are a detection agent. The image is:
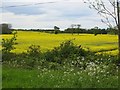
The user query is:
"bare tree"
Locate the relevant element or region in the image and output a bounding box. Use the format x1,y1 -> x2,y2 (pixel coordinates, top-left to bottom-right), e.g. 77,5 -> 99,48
84,0 -> 120,56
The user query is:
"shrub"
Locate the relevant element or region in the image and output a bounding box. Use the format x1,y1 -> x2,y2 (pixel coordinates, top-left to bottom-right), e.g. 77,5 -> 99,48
2,32 -> 17,53
2,53 -> 16,61
23,57 -> 38,69
27,45 -> 41,57
45,40 -> 88,63
58,40 -> 87,58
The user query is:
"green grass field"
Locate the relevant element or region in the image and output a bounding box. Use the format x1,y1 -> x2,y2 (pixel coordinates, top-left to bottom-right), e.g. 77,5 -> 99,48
2,65 -> 118,88
1,31 -> 118,55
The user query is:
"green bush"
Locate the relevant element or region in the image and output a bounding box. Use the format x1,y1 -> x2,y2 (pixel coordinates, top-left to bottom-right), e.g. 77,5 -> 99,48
45,40 -> 88,63
2,32 -> 17,53
27,45 -> 41,57
58,40 -> 87,58
2,32 -> 17,61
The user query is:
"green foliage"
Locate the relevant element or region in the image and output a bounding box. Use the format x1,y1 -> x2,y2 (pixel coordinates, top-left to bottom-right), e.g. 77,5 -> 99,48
2,64 -> 118,88
106,27 -> 118,35
2,32 -> 17,53
27,45 -> 41,57
60,40 -> 77,58
58,40 -> 87,57
45,40 -> 87,63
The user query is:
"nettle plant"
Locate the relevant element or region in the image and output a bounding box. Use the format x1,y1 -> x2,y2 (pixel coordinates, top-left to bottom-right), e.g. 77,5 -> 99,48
2,32 -> 17,53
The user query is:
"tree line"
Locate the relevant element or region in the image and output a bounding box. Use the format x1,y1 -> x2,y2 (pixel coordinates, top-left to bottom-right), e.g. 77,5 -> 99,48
0,23 -> 118,35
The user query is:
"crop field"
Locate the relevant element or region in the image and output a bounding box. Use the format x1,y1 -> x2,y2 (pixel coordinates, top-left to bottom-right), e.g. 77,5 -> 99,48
1,31 -> 118,55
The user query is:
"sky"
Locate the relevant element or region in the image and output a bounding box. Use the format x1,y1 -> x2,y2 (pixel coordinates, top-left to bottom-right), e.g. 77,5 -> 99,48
0,0 -> 117,30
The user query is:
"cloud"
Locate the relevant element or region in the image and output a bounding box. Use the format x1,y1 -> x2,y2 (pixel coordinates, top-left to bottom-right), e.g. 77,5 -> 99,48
3,0 -> 59,2
2,2 -> 47,15
1,0 -> 110,29
3,6 -> 46,15
1,11 -> 107,30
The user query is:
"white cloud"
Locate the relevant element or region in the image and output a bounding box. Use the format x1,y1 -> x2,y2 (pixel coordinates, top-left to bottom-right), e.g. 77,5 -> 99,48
3,0 -> 69,3
1,0 -> 113,30
1,11 -> 107,30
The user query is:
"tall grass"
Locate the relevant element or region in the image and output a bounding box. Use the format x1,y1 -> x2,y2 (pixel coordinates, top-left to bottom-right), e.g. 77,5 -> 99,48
2,65 -> 118,88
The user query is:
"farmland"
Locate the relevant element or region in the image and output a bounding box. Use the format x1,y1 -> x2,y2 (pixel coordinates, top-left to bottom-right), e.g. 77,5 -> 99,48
1,31 -> 119,88
1,31 -> 118,54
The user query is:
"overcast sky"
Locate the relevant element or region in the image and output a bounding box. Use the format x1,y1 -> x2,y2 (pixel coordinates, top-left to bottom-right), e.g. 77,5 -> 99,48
0,0 -> 115,30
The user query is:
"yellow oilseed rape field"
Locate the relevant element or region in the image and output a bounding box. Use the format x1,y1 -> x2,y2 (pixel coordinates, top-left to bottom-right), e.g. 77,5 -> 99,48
1,31 -> 118,55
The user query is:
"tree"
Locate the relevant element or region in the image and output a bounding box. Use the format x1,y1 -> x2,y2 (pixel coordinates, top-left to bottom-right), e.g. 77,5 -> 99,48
77,24 -> 81,29
76,24 -> 81,35
54,26 -> 60,34
107,27 -> 118,34
0,23 -> 12,34
54,26 -> 60,30
84,0 -> 120,56
92,26 -> 99,36
71,24 -> 76,35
